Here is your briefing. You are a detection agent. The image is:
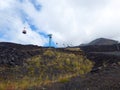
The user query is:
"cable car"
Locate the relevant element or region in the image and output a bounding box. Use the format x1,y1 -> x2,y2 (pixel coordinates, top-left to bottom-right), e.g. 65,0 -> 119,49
22,27 -> 27,34
22,30 -> 27,34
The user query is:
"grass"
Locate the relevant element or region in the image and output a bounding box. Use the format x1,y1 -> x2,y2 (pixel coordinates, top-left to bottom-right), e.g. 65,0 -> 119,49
0,48 -> 93,90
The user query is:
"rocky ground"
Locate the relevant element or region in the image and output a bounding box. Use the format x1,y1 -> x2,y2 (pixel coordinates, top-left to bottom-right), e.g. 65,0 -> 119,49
64,39 -> 120,90
40,43 -> 120,90
79,44 -> 120,69
0,42 -> 43,66
40,65 -> 120,90
0,42 -> 120,90
0,42 -> 84,66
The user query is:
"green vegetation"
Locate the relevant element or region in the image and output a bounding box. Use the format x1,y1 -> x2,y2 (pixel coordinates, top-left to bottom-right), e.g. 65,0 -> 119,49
0,48 -> 93,90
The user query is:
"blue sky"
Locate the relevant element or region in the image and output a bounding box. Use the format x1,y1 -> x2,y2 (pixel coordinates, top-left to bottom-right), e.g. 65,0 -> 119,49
0,0 -> 120,47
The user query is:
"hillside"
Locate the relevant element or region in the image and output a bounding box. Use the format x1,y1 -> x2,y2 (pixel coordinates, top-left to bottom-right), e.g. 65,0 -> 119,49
0,42 -> 120,90
79,38 -> 120,68
0,42 -> 84,66
41,64 -> 120,90
0,42 -> 93,90
0,42 -> 42,66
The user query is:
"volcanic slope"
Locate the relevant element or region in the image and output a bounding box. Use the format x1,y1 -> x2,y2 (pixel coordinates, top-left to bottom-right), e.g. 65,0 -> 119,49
0,42 -> 94,90
0,42 -> 85,66
79,38 -> 120,68
0,41 -> 120,90
0,42 -> 43,66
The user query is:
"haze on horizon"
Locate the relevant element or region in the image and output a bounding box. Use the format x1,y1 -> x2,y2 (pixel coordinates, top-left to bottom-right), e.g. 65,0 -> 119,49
0,0 -> 120,46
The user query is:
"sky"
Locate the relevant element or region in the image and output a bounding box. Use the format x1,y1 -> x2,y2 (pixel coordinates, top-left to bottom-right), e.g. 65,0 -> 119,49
0,0 -> 120,47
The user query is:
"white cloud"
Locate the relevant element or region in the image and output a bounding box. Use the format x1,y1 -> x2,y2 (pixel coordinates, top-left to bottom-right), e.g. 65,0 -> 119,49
0,0 -> 47,46
34,0 -> 113,45
0,0 -> 120,46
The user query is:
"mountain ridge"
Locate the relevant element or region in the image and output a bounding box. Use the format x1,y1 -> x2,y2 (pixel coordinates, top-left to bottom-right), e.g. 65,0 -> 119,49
88,38 -> 119,45
80,38 -> 119,46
